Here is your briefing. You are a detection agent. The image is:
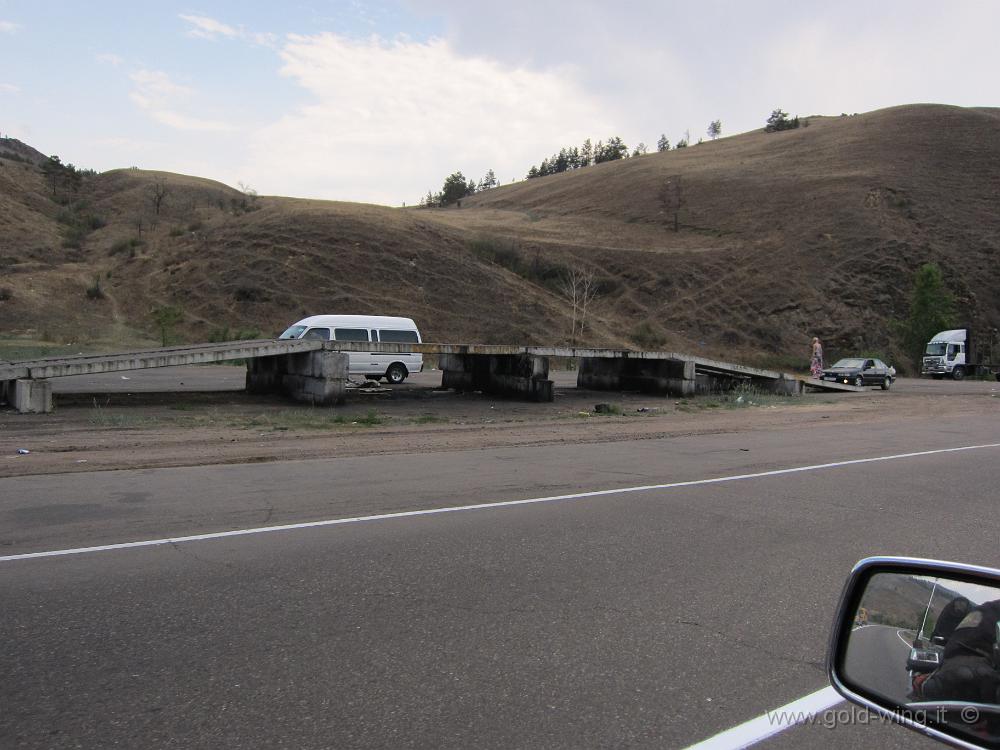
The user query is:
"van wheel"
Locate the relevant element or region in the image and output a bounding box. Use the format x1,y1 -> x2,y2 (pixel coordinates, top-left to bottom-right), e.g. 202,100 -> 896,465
386,364 -> 407,384
952,367 -> 965,381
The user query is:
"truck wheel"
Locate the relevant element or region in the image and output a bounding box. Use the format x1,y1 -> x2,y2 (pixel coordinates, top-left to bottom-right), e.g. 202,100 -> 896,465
386,363 -> 407,384
952,367 -> 965,381
881,376 -> 891,390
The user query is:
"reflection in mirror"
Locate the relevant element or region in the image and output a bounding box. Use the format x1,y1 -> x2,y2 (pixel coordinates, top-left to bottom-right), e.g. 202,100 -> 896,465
843,572 -> 1000,746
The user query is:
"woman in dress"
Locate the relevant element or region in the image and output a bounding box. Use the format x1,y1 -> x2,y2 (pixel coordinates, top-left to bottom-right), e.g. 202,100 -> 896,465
810,337 -> 824,378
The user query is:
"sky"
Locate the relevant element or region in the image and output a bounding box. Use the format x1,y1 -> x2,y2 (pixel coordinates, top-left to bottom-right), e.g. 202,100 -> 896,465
1,1 -> 997,206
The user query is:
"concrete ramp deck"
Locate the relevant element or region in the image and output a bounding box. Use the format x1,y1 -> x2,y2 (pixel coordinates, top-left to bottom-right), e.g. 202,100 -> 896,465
4,340 -> 810,413
0,339 -> 322,381
799,376 -> 867,393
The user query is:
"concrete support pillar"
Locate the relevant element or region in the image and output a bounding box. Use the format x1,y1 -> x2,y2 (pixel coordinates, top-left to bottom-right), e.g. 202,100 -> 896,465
1,379 -> 14,407
578,357 -> 696,396
14,379 -> 53,413
752,375 -> 802,395
246,351 -> 349,405
439,353 -> 554,402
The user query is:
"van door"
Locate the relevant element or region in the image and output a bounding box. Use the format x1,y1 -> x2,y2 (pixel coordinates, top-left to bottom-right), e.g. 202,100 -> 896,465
332,327 -> 370,374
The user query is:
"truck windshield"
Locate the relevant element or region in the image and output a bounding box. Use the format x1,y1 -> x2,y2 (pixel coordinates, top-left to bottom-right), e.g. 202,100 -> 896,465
279,325 -> 307,339
924,343 -> 947,356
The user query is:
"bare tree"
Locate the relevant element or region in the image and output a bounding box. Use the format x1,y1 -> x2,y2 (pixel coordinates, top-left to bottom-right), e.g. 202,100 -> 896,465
150,180 -> 168,216
558,267 -> 600,344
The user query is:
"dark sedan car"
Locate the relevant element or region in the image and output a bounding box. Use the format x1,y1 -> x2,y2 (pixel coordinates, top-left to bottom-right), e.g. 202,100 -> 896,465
821,358 -> 895,389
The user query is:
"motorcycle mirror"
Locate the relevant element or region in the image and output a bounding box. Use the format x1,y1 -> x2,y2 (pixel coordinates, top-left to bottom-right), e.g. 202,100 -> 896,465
829,557 -> 1000,749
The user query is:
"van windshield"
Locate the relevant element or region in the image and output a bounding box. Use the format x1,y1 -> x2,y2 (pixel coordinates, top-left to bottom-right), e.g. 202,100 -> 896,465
279,325 -> 307,340
925,343 -> 947,356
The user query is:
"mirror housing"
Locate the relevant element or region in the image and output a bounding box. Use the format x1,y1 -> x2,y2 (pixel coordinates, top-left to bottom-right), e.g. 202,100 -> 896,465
829,557 -> 1000,749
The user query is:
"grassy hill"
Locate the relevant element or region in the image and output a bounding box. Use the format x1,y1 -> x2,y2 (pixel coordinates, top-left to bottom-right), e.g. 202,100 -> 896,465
2,104 -> 998,370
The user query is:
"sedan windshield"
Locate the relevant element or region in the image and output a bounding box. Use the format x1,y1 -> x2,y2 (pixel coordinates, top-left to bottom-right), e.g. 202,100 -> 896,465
924,343 -> 947,356
279,325 -> 307,340
831,359 -> 865,368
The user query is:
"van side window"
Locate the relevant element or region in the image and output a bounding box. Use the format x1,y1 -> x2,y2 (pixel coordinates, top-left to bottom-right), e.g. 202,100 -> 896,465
333,328 -> 370,342
379,329 -> 419,343
302,327 -> 331,341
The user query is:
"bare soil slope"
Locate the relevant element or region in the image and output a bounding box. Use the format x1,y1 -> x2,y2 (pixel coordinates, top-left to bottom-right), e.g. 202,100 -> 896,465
2,104 -> 998,365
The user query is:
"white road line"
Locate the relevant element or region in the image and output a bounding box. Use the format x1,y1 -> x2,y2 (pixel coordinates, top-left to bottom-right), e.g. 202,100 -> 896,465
2,442 -> 999,563
681,686 -> 843,750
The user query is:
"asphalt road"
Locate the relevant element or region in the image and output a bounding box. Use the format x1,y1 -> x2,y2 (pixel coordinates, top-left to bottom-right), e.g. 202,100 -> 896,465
843,625 -> 914,704
3,415 -> 997,748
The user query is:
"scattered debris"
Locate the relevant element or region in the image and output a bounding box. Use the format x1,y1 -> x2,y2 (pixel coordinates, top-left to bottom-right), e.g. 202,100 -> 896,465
17,448 -> 30,455
120,376 -> 130,380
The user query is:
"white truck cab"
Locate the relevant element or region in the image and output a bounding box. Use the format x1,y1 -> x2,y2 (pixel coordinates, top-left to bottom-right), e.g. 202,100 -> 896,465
279,315 -> 423,384
922,329 -> 968,379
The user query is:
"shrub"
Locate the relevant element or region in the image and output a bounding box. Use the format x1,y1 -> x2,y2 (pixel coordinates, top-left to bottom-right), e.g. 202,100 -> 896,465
631,321 -> 667,350
234,286 -> 269,303
85,275 -> 105,300
62,224 -> 90,248
467,236 -> 568,290
764,109 -> 800,132
0,287 -> 12,301
208,326 -> 261,342
109,237 -> 142,257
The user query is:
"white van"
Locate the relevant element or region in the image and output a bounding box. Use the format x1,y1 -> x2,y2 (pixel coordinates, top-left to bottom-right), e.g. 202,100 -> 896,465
278,315 -> 423,383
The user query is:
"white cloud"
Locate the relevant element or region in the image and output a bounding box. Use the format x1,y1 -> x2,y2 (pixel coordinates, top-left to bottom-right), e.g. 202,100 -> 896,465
0,20 -> 20,33
244,32 -> 610,204
96,52 -> 124,66
180,14 -> 240,40
759,6 -> 1000,123
0,83 -> 19,94
179,14 -> 276,47
129,69 -> 236,132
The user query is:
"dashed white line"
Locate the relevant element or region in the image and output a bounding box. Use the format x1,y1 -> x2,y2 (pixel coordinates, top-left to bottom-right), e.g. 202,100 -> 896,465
2,442 -> 999,563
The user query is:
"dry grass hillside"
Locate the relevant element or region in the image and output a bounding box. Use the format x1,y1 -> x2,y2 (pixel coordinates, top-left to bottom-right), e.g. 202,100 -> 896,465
1,104 -> 998,369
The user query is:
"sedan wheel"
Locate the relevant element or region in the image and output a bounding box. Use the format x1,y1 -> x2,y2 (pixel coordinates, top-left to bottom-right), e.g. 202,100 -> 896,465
854,375 -> 864,388
881,376 -> 891,391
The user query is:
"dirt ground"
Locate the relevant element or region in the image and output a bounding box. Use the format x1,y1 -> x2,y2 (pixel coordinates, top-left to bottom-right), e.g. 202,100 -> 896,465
2,368 -> 998,478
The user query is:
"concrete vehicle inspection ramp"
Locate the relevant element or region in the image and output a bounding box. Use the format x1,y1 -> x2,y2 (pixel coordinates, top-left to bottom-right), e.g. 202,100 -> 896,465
799,376 -> 868,393
3,340 -> 806,413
